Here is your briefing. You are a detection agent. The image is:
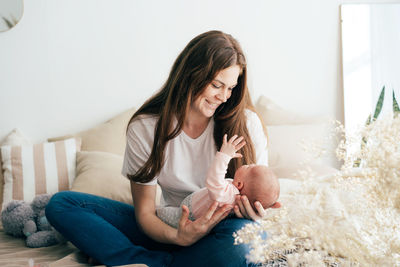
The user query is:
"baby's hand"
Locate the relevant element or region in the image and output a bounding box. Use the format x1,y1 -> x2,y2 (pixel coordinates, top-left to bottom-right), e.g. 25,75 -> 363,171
220,134 -> 246,158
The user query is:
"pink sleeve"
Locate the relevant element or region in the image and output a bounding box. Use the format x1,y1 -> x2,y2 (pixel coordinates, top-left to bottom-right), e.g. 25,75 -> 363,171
205,152 -> 239,204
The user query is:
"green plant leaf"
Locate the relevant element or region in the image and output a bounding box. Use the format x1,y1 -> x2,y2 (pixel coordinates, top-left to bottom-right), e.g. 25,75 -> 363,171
393,90 -> 400,115
356,86 -> 385,168
373,86 -> 385,120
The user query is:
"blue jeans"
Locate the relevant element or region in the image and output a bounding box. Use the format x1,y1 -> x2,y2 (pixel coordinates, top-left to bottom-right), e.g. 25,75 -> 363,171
46,191 -> 261,267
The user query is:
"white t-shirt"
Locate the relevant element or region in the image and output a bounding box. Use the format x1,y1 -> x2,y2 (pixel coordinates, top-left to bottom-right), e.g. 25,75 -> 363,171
121,110 -> 268,207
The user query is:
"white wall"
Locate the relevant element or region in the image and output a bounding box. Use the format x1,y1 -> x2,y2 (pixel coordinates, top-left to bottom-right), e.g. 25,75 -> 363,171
1,0 -> 345,143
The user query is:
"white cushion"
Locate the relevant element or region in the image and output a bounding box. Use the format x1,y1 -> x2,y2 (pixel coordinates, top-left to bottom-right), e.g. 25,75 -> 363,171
255,95 -> 325,125
267,123 -> 339,178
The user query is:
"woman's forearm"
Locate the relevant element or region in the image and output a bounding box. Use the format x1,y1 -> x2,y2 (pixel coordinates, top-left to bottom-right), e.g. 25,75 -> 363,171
131,182 -> 181,245
136,211 -> 180,245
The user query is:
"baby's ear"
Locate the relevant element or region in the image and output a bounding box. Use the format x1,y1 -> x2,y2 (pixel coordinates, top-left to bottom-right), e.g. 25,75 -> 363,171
270,202 -> 281,209
236,181 -> 244,190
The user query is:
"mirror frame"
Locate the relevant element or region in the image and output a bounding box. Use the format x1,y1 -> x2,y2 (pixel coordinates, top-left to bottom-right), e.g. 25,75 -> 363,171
0,0 -> 24,32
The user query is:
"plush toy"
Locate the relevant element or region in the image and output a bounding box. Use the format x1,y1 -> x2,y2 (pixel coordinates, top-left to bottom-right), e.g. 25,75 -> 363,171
1,194 -> 65,248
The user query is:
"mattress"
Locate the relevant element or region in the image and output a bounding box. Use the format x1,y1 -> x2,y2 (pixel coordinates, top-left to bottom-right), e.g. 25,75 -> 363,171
0,224 -> 148,267
0,224 -> 93,267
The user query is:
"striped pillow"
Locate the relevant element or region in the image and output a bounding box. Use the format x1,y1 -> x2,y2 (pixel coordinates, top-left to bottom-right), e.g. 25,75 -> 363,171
0,138 -> 81,208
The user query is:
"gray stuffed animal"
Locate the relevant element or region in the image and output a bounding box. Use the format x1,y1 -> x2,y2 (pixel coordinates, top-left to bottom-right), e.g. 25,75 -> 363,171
1,194 -> 65,248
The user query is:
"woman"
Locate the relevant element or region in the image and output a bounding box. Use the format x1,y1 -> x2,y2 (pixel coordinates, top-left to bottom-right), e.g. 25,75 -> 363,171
46,30 -> 270,266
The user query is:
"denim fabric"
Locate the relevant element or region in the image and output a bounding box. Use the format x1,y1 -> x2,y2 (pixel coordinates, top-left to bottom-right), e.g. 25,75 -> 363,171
46,191 -> 260,267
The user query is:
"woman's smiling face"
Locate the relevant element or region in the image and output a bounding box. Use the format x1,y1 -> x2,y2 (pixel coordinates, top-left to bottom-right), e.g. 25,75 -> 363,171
191,65 -> 240,119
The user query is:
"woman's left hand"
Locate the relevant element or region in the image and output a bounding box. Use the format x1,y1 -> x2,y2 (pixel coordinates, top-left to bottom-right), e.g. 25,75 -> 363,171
233,195 -> 281,221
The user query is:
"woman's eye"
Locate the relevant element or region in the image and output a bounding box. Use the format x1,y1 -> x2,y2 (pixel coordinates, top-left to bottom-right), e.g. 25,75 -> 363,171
212,83 -> 222,89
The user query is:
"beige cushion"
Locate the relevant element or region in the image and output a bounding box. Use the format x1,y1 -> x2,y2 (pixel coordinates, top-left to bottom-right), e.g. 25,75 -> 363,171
72,151 -> 162,206
72,151 -> 133,205
48,107 -> 136,156
1,138 -> 80,209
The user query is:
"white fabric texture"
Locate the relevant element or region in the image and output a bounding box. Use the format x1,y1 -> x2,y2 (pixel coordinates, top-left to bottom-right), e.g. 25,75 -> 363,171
122,109 -> 268,207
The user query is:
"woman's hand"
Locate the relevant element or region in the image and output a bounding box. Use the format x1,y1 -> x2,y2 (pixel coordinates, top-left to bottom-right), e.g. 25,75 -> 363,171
233,195 -> 281,221
175,202 -> 232,246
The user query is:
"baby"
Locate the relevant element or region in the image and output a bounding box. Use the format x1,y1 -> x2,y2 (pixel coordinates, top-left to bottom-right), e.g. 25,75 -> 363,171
156,134 -> 280,228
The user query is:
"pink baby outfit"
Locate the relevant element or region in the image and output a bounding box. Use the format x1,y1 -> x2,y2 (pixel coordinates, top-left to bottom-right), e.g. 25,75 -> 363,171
190,152 -> 239,218
156,152 -> 239,228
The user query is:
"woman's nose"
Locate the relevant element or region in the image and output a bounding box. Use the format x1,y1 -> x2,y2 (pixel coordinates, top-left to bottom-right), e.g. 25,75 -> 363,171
216,88 -> 229,102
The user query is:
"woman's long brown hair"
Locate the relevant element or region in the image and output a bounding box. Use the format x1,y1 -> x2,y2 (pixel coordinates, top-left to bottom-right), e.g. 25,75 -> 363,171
127,30 -> 263,183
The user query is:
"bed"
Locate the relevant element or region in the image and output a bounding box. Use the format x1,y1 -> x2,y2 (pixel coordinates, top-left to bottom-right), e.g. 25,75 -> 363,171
0,96 -> 337,266
0,222 -> 89,267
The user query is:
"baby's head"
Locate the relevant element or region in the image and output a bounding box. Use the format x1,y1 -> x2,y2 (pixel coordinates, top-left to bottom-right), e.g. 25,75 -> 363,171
232,165 -> 280,210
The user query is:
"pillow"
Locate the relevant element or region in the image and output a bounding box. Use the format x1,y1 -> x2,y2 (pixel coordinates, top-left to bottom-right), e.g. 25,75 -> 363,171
72,151 -> 162,206
272,164 -> 339,180
48,107 -> 136,156
0,138 -> 80,209
255,95 -> 325,125
0,129 -> 32,212
0,128 -> 32,146
267,124 -> 339,178
72,151 -> 133,204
